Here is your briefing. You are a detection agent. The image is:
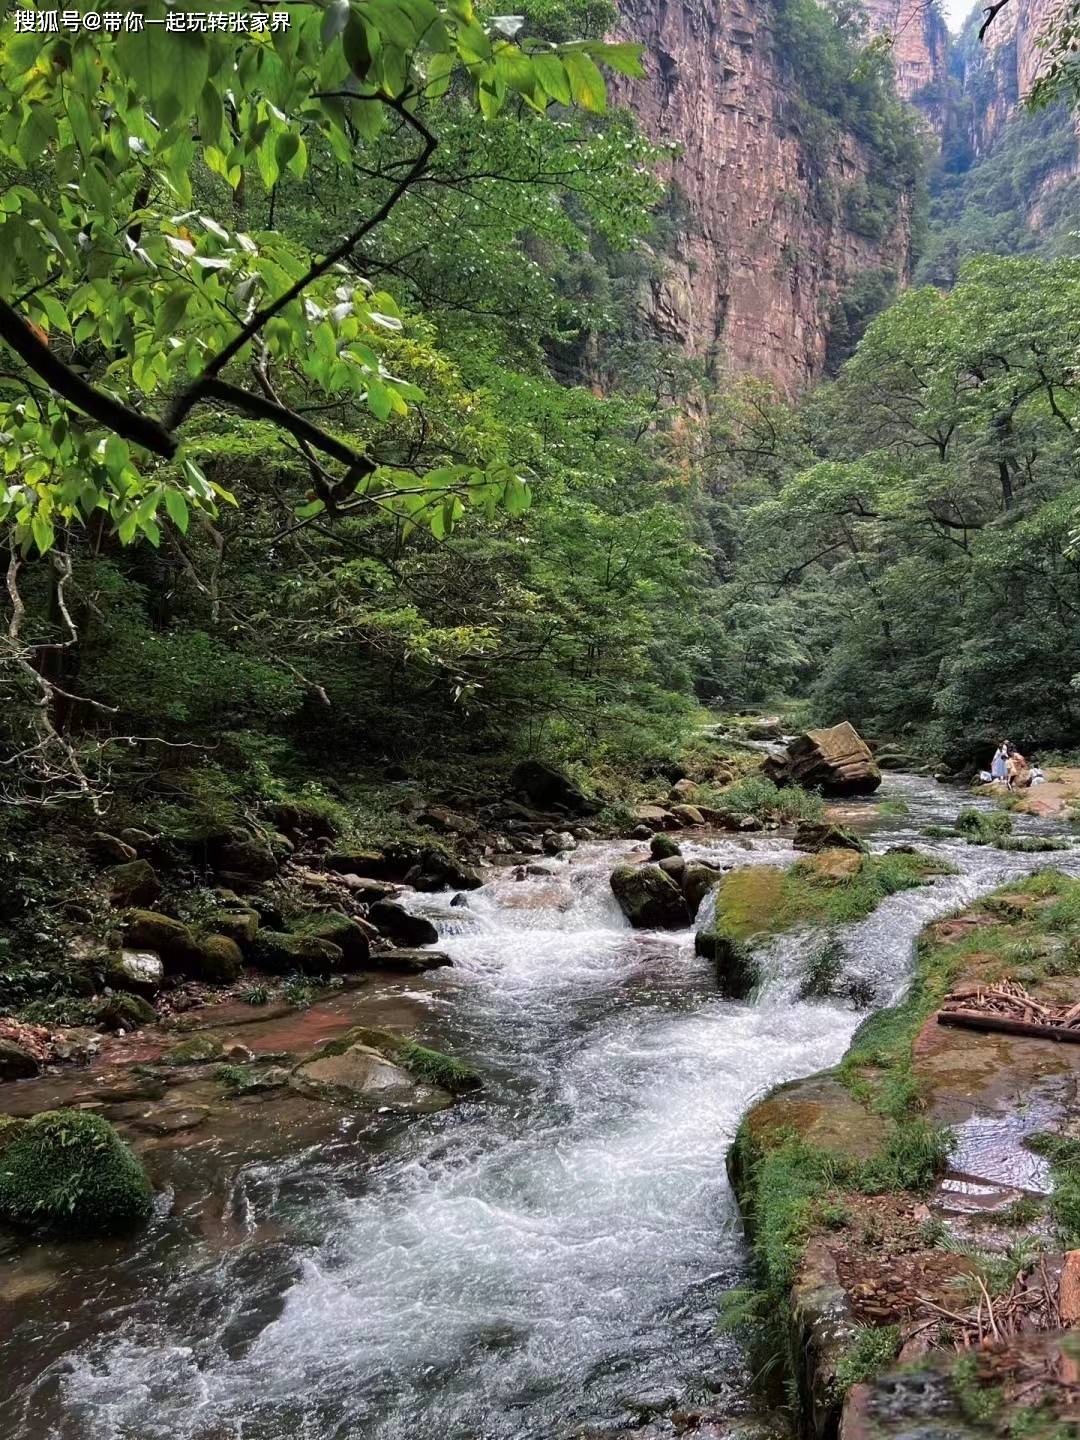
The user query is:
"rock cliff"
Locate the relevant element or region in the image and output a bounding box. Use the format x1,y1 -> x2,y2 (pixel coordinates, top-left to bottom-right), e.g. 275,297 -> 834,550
958,0 -> 1064,154
862,0 -> 950,110
613,0 -> 944,393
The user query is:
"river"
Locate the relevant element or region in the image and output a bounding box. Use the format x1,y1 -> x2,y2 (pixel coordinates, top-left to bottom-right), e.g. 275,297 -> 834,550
3,772 -> 1077,1439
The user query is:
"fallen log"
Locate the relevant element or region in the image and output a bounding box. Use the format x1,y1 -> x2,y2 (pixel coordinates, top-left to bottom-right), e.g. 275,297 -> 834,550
938,1009 -> 1080,1044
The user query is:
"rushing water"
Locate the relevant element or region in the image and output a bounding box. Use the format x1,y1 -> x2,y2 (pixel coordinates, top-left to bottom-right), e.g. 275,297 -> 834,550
4,773 -> 1079,1439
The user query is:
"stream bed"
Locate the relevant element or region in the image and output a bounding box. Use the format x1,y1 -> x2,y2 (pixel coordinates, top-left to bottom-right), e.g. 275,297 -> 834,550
2,773 -> 1078,1439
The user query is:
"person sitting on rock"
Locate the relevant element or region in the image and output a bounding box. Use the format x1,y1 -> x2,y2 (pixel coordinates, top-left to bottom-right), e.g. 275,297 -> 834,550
1006,745 -> 1031,790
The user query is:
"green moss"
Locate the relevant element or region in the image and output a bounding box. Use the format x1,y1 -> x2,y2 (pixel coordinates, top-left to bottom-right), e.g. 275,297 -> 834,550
0,1109 -> 152,1235
834,1324 -> 901,1391
955,807 -> 1013,845
701,774 -> 826,824
397,1040 -> 481,1094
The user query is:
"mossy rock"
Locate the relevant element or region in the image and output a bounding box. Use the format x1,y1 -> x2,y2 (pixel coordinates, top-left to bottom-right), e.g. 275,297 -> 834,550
610,863 -> 690,929
124,911 -> 204,975
163,1033 -> 225,1065
0,1109 -> 152,1235
251,929 -> 343,976
291,911 -> 370,969
694,925 -> 760,998
197,934 -> 243,983
339,1026 -> 481,1094
107,859 -> 161,907
96,993 -> 157,1031
649,833 -> 682,861
203,908 -> 260,946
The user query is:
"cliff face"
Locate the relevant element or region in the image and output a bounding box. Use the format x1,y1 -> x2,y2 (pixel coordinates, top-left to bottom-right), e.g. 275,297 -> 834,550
862,0 -> 950,110
960,0 -> 1063,153
613,0 -> 944,394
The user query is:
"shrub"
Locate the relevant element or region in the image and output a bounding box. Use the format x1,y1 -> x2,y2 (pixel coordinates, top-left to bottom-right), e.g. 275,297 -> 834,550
0,1110 -> 152,1235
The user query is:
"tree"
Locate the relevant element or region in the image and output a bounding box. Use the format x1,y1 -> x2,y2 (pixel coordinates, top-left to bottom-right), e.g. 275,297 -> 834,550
0,0 -> 642,554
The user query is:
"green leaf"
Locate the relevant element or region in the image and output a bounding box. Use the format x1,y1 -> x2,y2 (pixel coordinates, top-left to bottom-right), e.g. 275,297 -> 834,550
164,489 -> 190,533
531,52 -> 570,106
196,82 -> 225,149
561,50 -> 606,112
31,511 -> 55,555
294,498 -> 327,518
585,41 -> 645,79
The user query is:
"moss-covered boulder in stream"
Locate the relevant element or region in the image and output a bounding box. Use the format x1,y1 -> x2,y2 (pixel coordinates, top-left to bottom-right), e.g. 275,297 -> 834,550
0,1109 -> 152,1234
197,934 -> 244,982
610,864 -> 690,929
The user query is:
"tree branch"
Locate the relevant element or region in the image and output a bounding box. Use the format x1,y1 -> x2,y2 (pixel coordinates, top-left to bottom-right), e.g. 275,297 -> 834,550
0,297 -> 177,458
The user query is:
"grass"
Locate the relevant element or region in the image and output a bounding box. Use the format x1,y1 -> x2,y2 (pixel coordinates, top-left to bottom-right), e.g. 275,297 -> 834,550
699,774 -> 827,825
397,1040 -> 481,1094
956,807 -> 1014,845
833,1324 -> 901,1391
282,976 -> 315,1008
239,983 -> 270,1006
877,798 -> 909,816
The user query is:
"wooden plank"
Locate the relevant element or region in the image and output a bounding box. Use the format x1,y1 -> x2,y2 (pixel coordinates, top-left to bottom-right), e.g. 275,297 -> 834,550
938,1010 -> 1080,1044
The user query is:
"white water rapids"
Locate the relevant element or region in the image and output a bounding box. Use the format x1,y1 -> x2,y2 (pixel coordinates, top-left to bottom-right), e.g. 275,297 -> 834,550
5,774 -> 1079,1439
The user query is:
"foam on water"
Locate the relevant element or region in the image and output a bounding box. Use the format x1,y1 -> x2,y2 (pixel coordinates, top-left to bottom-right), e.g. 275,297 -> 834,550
8,776 -> 1080,1439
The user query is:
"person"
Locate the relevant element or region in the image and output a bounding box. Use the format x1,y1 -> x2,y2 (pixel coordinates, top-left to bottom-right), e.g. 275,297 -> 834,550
991,741 -> 1009,784
1006,744 -> 1030,790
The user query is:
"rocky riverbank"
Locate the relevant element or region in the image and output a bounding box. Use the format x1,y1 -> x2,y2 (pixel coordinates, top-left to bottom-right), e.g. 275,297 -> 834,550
730,869 -> 1080,1438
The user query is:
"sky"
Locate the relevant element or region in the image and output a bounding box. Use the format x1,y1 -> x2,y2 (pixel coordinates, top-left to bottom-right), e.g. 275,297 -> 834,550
942,0 -> 973,29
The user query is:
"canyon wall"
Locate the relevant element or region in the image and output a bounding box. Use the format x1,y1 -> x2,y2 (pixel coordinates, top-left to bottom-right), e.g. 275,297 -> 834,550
960,0 -> 1065,153
613,0 -> 945,394
862,0 -> 949,109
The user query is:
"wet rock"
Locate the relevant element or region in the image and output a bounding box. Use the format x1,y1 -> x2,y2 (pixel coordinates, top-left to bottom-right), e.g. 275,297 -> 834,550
198,934 -> 244,983
368,901 -> 439,947
49,1028 -> 101,1063
794,821 -> 868,853
124,911 -> 204,975
682,863 -> 722,919
510,759 -> 595,815
764,721 -> 881,797
696,930 -> 759,999
0,1109 -> 152,1235
610,864 -> 690,930
92,831 -> 137,863
450,892 -> 469,908
251,930 -> 343,977
337,1025 -> 481,1094
216,834 -> 277,884
542,830 -> 577,855
129,1106 -> 210,1136
369,948 -> 453,974
631,824 -> 653,840
163,1033 -> 225,1065
107,859 -> 161,907
106,948 -> 164,997
95,992 -> 157,1032
118,827 -> 154,851
290,1041 -> 454,1112
0,1038 -> 40,1080
659,855 -> 686,882
407,851 -> 483,892
745,717 -> 783,741
650,833 -> 682,861
292,912 -> 370,969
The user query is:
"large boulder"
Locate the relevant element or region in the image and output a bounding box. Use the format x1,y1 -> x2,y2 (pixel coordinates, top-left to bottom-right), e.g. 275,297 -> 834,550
510,760 -> 595,815
197,934 -> 244,983
764,721 -> 881,797
610,864 -> 690,929
203,908 -> 260,947
0,1110 -> 152,1235
367,901 -> 439,947
95,992 -> 157,1031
